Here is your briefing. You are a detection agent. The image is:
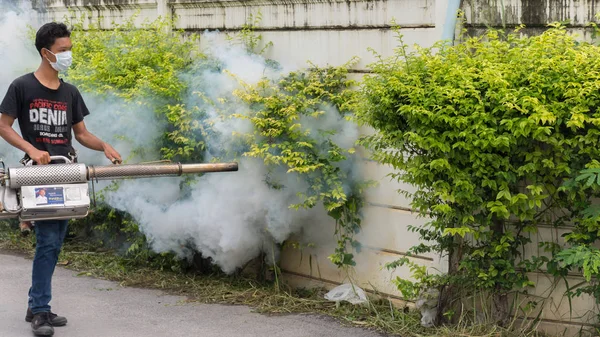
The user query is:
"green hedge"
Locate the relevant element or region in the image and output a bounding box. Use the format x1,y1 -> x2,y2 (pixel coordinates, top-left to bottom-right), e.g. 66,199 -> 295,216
357,25 -> 600,324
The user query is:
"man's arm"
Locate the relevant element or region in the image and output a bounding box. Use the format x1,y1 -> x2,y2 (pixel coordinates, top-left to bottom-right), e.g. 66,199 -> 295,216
0,114 -> 51,164
72,121 -> 122,163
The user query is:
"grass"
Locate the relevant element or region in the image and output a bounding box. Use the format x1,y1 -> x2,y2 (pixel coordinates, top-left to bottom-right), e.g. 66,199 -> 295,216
0,224 -> 553,337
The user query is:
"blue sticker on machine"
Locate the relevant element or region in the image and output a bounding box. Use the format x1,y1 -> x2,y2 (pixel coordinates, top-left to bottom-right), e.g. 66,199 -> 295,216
34,187 -> 64,205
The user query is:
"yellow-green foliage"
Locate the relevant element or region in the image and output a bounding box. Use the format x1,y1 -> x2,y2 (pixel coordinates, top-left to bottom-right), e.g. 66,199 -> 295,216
229,62 -> 367,267
358,24 -> 600,316
60,15 -> 365,271
67,18 -> 199,101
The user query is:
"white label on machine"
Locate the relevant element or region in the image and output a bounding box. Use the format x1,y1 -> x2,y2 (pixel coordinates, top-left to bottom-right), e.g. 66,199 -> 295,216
21,184 -> 88,208
22,187 -> 34,199
34,187 -> 64,205
20,183 -> 90,222
65,187 -> 81,201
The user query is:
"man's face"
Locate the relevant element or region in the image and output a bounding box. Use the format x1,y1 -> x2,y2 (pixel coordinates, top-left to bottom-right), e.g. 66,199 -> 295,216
42,37 -> 72,62
39,190 -> 45,196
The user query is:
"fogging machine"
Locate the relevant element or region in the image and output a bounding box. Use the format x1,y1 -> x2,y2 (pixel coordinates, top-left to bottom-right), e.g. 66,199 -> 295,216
0,156 -> 238,222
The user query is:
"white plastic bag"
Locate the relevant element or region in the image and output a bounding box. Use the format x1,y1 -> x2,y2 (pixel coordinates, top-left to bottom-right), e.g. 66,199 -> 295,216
415,288 -> 439,328
324,283 -> 368,304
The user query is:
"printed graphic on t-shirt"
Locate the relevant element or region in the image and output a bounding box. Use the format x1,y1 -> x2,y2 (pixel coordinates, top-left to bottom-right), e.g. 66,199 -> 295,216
0,73 -> 90,158
29,98 -> 70,145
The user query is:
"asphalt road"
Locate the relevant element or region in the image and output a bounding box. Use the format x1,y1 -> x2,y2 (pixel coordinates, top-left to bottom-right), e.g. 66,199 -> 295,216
0,253 -> 384,337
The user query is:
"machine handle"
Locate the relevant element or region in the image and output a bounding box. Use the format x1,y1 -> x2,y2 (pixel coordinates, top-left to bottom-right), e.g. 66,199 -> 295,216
25,155 -> 72,167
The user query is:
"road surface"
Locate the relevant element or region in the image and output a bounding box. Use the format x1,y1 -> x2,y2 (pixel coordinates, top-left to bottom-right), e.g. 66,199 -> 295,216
0,253 -> 384,337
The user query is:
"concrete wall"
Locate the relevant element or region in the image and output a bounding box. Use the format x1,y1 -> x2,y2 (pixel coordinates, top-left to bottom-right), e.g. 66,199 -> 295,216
36,0 -> 599,335
462,0 -> 600,38
40,0 -> 447,70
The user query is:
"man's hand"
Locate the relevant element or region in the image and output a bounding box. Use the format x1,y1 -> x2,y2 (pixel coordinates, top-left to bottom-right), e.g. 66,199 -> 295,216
27,148 -> 51,165
103,143 -> 122,164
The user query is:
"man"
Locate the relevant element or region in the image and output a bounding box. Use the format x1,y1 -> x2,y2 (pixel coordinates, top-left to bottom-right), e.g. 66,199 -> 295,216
36,189 -> 48,204
0,22 -> 122,336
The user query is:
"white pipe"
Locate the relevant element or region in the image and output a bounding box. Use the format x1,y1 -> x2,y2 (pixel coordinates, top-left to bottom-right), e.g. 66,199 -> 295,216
442,0 -> 462,43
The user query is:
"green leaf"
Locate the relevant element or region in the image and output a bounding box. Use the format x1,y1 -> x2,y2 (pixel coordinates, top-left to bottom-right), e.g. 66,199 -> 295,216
497,189 -> 512,201
443,227 -> 472,237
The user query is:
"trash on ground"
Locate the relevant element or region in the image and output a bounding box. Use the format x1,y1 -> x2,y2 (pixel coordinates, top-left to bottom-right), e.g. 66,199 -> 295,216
324,283 -> 368,305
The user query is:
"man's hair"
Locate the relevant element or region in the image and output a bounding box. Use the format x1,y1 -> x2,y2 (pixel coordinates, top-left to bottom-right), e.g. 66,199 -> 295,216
35,22 -> 71,55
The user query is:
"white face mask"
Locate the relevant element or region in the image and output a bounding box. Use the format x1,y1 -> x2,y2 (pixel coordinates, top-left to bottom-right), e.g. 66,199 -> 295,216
45,49 -> 72,72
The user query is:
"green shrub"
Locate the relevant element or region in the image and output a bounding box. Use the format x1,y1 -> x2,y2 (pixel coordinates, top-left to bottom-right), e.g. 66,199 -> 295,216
66,17 -> 202,162
228,62 -> 366,268
357,24 -> 600,323
57,14 -> 365,273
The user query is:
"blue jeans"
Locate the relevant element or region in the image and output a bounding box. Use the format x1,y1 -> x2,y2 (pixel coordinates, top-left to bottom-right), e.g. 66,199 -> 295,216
28,219 -> 69,314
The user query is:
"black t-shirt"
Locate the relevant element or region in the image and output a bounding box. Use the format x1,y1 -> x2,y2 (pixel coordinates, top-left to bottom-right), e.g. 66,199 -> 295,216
0,73 -> 89,158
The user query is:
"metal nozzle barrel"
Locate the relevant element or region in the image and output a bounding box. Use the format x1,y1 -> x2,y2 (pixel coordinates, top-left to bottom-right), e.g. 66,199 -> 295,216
6,162 -> 238,188
88,162 -> 238,180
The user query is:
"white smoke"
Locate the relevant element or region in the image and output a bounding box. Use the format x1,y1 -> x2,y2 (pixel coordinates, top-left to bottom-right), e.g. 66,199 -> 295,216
106,159 -> 312,273
0,1 -> 41,163
74,94 -> 164,165
103,35 -> 344,273
0,5 -> 361,274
